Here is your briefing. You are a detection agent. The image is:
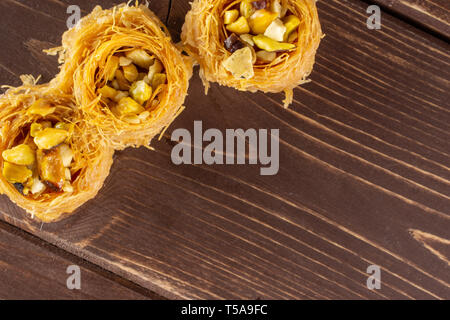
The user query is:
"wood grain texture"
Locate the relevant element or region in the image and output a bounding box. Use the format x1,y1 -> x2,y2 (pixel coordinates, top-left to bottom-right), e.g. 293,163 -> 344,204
372,0 -> 450,39
0,0 -> 449,299
0,0 -> 169,88
0,221 -> 148,299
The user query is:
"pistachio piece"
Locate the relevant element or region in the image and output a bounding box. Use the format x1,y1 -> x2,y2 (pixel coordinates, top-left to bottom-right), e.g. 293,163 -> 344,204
30,123 -> 43,138
2,162 -> 32,184
129,80 -> 153,105
98,85 -> 118,99
226,16 -> 250,34
2,144 -> 35,166
119,56 -> 133,67
240,0 -> 254,18
54,122 -> 74,136
115,69 -> 131,90
224,9 -> 239,25
111,79 -> 120,90
34,128 -> 69,150
116,97 -> 145,116
288,30 -> 298,43
240,34 -> 255,46
105,56 -> 120,81
123,64 -> 139,82
253,34 -> 296,52
113,91 -> 129,103
152,73 -> 167,90
26,99 -> 56,117
125,49 -> 154,69
283,15 -> 301,41
248,9 -> 278,34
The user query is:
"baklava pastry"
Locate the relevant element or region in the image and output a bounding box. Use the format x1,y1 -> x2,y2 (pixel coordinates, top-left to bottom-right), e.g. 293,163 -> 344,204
181,0 -> 322,107
0,85 -> 114,222
51,4 -> 192,149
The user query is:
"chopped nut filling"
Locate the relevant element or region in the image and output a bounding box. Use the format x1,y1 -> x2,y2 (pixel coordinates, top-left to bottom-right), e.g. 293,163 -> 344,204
224,33 -> 246,53
222,0 -> 301,79
2,101 -> 75,197
97,48 -> 167,124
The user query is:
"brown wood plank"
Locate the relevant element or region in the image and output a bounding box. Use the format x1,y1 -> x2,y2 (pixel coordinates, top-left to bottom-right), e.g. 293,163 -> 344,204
0,0 -> 449,299
0,0 -> 169,88
371,0 -> 450,39
0,221 -> 148,299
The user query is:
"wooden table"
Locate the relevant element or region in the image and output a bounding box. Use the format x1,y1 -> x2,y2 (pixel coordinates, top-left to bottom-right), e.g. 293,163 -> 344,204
0,0 -> 448,299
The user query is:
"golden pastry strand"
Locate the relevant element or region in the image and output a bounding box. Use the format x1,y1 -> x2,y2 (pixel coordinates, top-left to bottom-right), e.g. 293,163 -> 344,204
181,0 -> 322,107
50,4 -> 193,150
0,85 -> 114,223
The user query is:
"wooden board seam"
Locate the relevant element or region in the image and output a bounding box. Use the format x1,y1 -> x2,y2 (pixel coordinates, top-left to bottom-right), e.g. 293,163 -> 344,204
0,219 -> 166,300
